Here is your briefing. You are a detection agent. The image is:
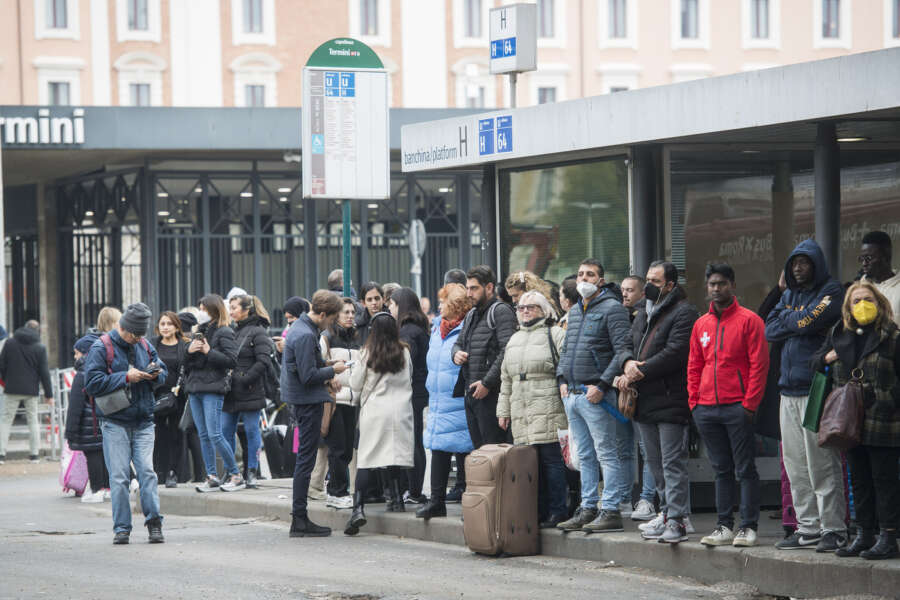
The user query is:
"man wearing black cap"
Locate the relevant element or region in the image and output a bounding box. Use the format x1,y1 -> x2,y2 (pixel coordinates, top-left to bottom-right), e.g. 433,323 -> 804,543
84,302 -> 168,545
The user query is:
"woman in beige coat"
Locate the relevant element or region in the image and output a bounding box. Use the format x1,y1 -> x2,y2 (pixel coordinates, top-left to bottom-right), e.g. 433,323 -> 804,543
498,290 -> 569,528
344,312 -> 414,536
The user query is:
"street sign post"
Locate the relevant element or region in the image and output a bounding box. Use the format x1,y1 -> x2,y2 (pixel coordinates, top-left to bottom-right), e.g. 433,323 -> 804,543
302,38 -> 390,294
489,3 -> 536,108
408,219 -> 427,297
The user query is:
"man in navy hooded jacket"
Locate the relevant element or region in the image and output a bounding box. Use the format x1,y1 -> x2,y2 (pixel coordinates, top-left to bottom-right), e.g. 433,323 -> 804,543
765,239 -> 847,553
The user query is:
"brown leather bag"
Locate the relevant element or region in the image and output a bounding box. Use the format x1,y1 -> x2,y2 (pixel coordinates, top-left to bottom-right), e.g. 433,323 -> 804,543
817,368 -> 865,450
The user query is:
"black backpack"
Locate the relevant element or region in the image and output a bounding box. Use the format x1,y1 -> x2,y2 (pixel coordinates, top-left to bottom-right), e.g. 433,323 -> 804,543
248,330 -> 282,405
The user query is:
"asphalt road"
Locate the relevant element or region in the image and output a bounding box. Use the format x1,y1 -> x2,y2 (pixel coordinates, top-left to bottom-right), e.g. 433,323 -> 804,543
0,464 -> 768,600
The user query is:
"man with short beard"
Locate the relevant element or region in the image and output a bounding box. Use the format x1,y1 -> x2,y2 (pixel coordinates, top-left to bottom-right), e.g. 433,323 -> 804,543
453,265 -> 517,448
621,275 -> 645,323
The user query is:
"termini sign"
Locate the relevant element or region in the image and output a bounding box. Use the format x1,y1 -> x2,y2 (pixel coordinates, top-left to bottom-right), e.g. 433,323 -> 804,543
0,107 -> 85,145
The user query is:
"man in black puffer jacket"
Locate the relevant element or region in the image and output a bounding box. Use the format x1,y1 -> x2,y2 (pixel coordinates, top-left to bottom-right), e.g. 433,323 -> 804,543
618,261 -> 698,544
453,265 -> 518,448
0,321 -> 54,462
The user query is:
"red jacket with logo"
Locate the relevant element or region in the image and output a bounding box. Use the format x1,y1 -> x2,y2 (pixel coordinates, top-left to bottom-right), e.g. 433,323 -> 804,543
687,299 -> 769,412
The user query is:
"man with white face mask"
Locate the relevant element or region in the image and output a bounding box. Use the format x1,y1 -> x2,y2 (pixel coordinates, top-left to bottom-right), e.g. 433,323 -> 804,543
556,259 -> 634,534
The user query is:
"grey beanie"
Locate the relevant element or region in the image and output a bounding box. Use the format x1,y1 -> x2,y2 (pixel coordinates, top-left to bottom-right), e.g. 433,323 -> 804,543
120,302 -> 152,337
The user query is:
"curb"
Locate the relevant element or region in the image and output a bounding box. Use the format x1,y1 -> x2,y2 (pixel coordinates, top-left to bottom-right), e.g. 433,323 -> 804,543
159,483 -> 900,598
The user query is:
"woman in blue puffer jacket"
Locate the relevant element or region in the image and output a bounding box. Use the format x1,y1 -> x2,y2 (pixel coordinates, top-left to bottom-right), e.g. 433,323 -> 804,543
416,283 -> 474,520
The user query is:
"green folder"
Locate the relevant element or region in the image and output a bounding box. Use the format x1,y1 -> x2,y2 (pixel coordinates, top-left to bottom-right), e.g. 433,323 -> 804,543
803,371 -> 832,432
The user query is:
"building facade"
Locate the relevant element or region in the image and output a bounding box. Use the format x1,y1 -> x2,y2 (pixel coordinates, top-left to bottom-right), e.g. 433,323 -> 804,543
1,0 -> 897,110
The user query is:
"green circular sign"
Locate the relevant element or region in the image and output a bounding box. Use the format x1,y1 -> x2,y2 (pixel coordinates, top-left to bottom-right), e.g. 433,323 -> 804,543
305,38 -> 384,69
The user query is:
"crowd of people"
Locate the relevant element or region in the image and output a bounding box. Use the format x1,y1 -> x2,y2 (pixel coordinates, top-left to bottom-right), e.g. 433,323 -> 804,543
25,229 -> 897,560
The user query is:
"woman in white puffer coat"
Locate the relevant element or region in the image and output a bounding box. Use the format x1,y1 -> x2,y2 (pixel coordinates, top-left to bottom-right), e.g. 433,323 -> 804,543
498,290 -> 569,528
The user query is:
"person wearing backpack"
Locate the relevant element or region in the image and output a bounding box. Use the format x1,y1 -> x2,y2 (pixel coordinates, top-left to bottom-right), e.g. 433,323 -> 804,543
83,303 -> 167,545
497,290 -> 568,528
453,265 -> 518,449
223,295 -> 275,489
184,294 -> 242,493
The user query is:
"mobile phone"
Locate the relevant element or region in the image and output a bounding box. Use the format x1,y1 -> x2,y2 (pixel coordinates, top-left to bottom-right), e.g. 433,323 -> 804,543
191,332 -> 205,341
343,360 -> 356,368
145,362 -> 161,375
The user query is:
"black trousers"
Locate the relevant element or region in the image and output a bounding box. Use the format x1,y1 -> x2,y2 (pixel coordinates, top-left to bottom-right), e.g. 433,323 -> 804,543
84,448 -> 109,491
184,427 -> 205,482
464,391 -> 510,448
356,465 -> 405,502
153,410 -> 183,476
406,398 -> 427,497
291,403 -> 324,518
847,445 -> 900,530
324,403 -> 356,497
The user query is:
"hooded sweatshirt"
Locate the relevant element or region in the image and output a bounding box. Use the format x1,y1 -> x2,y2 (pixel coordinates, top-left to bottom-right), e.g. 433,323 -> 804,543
765,238 -> 844,396
0,326 -> 53,397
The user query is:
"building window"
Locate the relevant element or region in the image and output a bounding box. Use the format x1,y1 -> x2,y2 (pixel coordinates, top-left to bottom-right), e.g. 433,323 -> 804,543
46,0 -> 67,28
822,0 -> 840,38
453,59 -> 495,108
894,0 -> 900,37
128,0 -> 148,30
609,0 -> 627,38
750,0 -> 768,38
464,0 -> 481,37
681,0 -> 698,38
360,0 -> 379,36
538,0 -> 555,38
465,85 -> 486,108
48,81 -> 70,105
129,83 -> 150,106
243,0 -> 262,33
537,86 -> 557,104
245,84 -> 265,107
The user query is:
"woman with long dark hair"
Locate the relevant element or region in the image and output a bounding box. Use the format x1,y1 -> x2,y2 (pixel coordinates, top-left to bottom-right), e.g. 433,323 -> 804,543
344,312 -> 414,535
184,294 -> 242,493
356,282 -> 385,346
388,287 -> 430,504
223,294 -> 274,489
149,311 -> 189,488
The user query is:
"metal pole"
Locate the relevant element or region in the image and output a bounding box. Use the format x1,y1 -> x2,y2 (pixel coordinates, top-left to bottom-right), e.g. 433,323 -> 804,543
509,72 -> 517,108
814,122 -> 841,275
342,200 -> 351,297
0,134 -> 6,332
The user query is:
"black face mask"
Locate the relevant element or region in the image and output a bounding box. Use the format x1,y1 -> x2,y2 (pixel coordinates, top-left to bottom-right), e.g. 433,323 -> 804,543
644,282 -> 662,302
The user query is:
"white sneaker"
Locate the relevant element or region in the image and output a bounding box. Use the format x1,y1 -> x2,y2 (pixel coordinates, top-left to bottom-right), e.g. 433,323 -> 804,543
102,489 -> 111,501
81,490 -> 104,504
638,512 -> 665,532
733,527 -> 758,547
308,488 -> 326,501
683,516 -> 695,534
700,525 -> 735,546
326,494 -> 353,509
631,498 -> 655,521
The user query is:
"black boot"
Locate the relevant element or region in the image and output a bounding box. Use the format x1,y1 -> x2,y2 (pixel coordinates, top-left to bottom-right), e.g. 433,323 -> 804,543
386,478 -> 406,512
836,528 -> 876,557
860,529 -> 899,560
289,514 -> 331,538
416,498 -> 447,519
146,518 -> 164,543
344,491 -> 367,536
165,471 -> 177,488
246,468 -> 259,489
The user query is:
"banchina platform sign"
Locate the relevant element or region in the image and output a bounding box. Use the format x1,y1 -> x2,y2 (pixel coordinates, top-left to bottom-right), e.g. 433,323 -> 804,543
401,111 -> 515,172
301,38 -> 390,201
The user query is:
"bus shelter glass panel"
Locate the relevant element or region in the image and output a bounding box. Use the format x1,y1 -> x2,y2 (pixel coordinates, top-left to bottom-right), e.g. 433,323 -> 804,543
499,158 -> 629,285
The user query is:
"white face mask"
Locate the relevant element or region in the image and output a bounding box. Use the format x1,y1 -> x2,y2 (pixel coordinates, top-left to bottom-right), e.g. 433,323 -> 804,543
196,310 -> 211,325
576,281 -> 598,299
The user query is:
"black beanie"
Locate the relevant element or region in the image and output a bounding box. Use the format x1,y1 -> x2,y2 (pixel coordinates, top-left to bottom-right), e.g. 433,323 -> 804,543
283,296 -> 310,319
120,302 -> 152,337
177,311 -> 198,331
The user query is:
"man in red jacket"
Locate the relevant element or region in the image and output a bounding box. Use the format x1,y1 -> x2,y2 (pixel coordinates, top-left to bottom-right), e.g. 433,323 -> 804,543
688,263 -> 769,548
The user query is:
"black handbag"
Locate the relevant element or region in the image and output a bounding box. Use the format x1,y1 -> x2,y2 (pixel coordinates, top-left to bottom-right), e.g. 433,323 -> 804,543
153,391 -> 179,415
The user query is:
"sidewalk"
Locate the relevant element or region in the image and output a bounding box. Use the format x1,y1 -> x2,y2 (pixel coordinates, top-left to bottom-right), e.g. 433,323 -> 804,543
159,479 -> 900,599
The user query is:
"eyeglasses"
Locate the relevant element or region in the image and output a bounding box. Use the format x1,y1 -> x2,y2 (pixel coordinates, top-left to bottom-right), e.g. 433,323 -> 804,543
857,254 -> 877,264
516,304 -> 540,312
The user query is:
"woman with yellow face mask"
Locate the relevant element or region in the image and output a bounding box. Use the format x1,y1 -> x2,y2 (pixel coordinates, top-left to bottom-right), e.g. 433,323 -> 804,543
812,281 -> 900,560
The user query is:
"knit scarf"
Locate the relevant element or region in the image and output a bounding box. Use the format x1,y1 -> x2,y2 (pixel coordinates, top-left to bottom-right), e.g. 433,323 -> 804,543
440,317 -> 462,339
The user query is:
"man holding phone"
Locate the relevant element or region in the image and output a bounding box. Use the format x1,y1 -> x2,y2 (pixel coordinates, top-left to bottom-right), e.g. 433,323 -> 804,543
281,290 -> 348,537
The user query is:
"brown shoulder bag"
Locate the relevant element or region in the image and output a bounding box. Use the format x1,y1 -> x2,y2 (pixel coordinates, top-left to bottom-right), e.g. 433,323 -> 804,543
817,368 -> 865,450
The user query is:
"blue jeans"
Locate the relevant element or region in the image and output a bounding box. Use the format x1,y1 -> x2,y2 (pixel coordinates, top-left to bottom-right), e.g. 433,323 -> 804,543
638,439 -> 657,502
616,418 -> 636,504
221,410 -> 262,470
189,393 -> 239,478
563,391 -> 627,511
101,420 -> 161,533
